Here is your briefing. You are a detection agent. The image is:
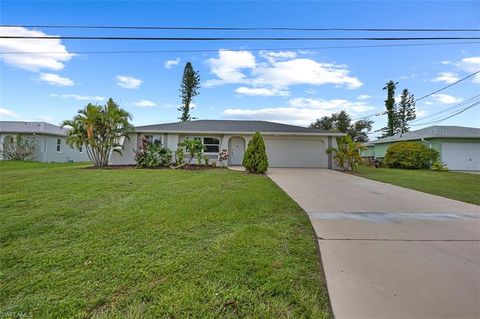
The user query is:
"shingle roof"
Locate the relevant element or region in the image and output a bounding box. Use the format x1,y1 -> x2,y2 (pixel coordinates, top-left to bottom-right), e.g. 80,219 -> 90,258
370,126 -> 480,144
134,120 -> 339,135
0,121 -> 67,136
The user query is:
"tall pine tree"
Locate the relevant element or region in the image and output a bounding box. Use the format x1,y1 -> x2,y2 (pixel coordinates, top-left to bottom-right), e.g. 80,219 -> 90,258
178,62 -> 200,122
381,80 -> 398,137
396,89 -> 416,134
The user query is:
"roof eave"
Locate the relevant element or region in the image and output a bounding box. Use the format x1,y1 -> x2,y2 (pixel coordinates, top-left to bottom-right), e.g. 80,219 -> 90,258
132,129 -> 344,136
0,131 -> 66,137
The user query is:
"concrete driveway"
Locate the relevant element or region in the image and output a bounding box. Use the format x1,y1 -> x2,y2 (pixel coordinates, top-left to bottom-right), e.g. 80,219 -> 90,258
267,168 -> 480,319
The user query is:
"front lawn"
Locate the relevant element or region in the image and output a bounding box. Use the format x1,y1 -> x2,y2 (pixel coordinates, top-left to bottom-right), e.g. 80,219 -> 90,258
356,166 -> 480,205
0,161 -> 329,318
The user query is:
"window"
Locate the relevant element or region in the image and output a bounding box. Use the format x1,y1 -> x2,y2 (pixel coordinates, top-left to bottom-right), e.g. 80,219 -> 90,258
186,136 -> 220,153
203,137 -> 220,153
79,145 -> 83,153
56,138 -> 61,152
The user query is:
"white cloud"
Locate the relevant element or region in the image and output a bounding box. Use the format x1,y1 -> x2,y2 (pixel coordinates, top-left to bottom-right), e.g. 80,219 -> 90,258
235,86 -> 289,96
259,50 -> 297,63
164,58 -> 180,69
36,115 -> 54,122
252,58 -> 363,89
416,110 -> 428,117
440,60 -> 451,65
205,50 -> 362,94
223,97 -> 375,126
116,75 -> 142,89
357,94 -> 371,100
133,100 -> 156,108
432,72 -> 460,84
39,73 -> 74,86
0,108 -> 19,118
50,94 -> 106,101
457,57 -> 480,83
0,27 -> 74,72
205,50 -> 256,87
431,94 -> 464,104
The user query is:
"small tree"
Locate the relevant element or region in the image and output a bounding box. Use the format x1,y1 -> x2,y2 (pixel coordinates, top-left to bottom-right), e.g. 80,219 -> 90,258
178,138 -> 205,166
178,62 -> 200,122
1,134 -> 37,160
62,98 -> 133,167
396,89 -> 416,134
327,135 -> 365,171
310,110 -> 373,142
242,132 -> 269,174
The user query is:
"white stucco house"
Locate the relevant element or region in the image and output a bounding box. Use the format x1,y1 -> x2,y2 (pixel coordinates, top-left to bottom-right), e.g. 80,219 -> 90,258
109,120 -> 343,168
0,121 -> 89,163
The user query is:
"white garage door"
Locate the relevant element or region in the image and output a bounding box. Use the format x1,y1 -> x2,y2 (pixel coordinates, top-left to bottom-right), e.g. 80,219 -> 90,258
442,143 -> 480,171
264,138 -> 327,168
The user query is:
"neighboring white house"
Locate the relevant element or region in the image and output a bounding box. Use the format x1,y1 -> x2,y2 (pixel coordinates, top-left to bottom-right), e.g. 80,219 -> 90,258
109,120 -> 344,168
0,121 -> 90,163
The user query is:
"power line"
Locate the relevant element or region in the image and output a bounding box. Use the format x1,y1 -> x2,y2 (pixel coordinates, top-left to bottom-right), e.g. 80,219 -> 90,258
410,95 -> 480,123
356,71 -> 480,122
1,41 -> 479,55
2,25 -> 479,32
410,101 -> 480,126
416,70 -> 480,101
2,36 -> 480,41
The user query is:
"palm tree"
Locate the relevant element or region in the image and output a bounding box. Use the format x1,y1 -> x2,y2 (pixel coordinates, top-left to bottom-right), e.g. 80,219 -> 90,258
62,98 -> 133,167
327,135 -> 366,171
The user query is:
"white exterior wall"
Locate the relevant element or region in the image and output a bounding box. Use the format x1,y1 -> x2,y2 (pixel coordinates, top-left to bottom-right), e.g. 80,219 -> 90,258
108,133 -> 138,165
106,131 -> 337,168
0,133 -> 89,163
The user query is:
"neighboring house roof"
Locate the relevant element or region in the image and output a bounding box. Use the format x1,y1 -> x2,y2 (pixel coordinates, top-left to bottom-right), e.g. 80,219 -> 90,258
0,121 -> 67,137
134,120 -> 343,136
370,126 -> 480,144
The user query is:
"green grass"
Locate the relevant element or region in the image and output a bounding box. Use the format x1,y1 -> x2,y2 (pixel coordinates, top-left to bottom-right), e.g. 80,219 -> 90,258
0,161 -> 329,319
356,166 -> 480,205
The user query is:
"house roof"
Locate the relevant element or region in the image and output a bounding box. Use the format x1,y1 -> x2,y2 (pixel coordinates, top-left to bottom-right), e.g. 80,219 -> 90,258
0,121 -> 67,136
370,126 -> 480,144
134,120 -> 342,136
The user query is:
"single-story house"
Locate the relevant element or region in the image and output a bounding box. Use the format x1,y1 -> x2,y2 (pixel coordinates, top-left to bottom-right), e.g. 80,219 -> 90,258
0,121 -> 89,163
361,125 -> 480,171
109,120 -> 344,168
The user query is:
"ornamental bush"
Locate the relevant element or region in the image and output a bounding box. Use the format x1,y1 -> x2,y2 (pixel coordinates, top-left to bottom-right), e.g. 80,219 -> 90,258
242,131 -> 269,174
384,141 -> 438,169
134,138 -> 172,168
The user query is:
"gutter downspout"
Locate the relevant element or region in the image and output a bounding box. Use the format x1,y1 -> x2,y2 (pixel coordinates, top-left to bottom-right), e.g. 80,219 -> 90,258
421,138 -> 434,166
421,138 -> 432,149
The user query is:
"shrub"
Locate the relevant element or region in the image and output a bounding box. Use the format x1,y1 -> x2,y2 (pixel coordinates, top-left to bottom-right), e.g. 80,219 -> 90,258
1,134 -> 37,161
134,138 -> 172,168
326,135 -> 365,171
178,138 -> 205,166
242,131 -> 269,174
384,141 -> 438,169
431,160 -> 449,171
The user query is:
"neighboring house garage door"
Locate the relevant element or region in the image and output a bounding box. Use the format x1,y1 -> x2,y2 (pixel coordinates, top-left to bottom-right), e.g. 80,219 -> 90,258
441,142 -> 480,171
264,137 -> 327,168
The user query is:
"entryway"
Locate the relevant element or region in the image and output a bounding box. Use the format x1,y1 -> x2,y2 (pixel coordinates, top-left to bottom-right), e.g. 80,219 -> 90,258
229,137 -> 245,166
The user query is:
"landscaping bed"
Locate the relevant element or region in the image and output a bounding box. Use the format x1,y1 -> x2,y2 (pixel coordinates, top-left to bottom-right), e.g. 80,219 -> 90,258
0,161 -> 330,318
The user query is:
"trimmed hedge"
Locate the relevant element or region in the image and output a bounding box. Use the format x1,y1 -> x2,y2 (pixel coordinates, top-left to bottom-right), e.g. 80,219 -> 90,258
384,141 -> 438,169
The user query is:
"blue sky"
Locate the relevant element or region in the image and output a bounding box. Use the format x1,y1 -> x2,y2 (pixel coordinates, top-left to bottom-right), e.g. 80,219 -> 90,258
1,1 -> 479,138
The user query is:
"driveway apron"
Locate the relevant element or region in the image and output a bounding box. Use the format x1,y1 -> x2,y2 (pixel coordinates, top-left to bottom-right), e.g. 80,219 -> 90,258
267,168 -> 480,319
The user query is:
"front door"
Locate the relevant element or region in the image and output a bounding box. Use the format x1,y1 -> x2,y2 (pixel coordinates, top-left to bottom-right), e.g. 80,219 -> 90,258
229,137 -> 245,165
